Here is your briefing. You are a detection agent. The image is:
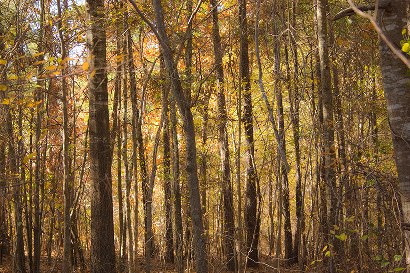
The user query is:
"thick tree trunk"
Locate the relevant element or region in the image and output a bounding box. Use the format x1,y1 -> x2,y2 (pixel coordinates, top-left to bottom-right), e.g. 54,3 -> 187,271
376,0 -> 410,269
86,0 -> 116,272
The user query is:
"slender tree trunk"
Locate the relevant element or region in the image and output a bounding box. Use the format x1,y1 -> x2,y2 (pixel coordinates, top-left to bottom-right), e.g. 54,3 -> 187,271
170,97 -> 184,273
161,56 -> 174,264
86,0 -> 116,272
142,0 -> 209,272
210,0 -> 237,270
316,0 -> 337,270
239,0 -> 259,267
57,0 -> 73,271
33,1 -> 46,272
123,13 -> 134,273
126,17 -> 139,266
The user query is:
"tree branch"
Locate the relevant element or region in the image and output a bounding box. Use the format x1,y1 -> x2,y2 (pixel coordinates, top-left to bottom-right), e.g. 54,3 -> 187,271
346,0 -> 410,68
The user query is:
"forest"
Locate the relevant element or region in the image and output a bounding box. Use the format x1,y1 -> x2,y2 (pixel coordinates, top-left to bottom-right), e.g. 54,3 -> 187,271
0,0 -> 409,272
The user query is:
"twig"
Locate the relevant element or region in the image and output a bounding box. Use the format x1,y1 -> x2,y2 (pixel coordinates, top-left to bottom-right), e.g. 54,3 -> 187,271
345,0 -> 410,68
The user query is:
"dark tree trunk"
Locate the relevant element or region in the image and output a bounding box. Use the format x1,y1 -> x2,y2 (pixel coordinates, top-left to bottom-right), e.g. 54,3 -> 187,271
86,0 -> 116,272
161,57 -> 174,264
239,0 -> 259,267
316,0 -> 337,270
149,1 -> 209,271
210,0 -> 237,270
170,97 -> 184,273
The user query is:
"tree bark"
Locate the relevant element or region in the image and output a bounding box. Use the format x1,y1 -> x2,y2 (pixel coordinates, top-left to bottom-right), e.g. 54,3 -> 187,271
239,0 -> 259,267
86,0 -> 116,271
376,0 -> 410,269
316,0 -> 337,270
210,0 -> 237,270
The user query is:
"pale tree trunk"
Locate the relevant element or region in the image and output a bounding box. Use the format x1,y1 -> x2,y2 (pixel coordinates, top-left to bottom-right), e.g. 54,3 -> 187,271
376,0 -> 410,269
86,0 -> 116,272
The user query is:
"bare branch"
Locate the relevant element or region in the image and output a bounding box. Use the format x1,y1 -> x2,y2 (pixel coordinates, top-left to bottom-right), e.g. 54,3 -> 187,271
346,0 -> 410,68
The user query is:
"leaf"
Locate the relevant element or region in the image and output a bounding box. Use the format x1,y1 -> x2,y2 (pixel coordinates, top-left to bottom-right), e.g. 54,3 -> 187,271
33,51 -> 45,57
335,233 -> 347,241
0,59 -> 7,65
34,60 -> 46,66
346,216 -> 355,222
0,84 -> 7,91
1,98 -> 11,104
82,61 -> 89,71
7,74 -> 18,80
361,234 -> 369,241
403,29 -> 407,35
381,261 -> 390,267
325,250 -> 331,257
45,65 -> 57,71
393,267 -> 406,272
322,245 -> 328,252
23,152 -> 36,164
394,255 -> 403,262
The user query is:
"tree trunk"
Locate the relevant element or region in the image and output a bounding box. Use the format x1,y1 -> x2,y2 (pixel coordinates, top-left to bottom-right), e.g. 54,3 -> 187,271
86,0 -> 116,271
57,0 -> 73,271
161,56 -> 174,264
239,0 -> 259,267
170,97 -> 184,273
376,1 -> 410,270
210,0 -> 237,270
316,0 -> 337,270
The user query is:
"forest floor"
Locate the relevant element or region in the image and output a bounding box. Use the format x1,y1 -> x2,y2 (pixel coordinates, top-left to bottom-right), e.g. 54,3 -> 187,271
0,254 -> 323,273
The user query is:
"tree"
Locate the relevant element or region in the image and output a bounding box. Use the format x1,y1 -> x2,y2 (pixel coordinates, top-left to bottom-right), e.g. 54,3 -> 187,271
210,0 -> 237,269
375,0 -> 410,269
239,0 -> 260,267
86,0 -> 116,272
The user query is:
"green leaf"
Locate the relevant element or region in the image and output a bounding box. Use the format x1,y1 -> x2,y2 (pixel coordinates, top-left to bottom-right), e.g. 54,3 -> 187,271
393,267 -> 406,272
335,233 -> 347,241
394,255 -> 403,262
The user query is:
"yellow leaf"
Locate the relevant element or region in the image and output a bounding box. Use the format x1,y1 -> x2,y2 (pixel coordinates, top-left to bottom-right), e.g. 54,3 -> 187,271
1,98 -> 11,104
7,74 -> 18,80
45,65 -> 57,71
402,43 -> 410,53
90,70 -> 96,78
82,61 -> 89,71
34,60 -> 46,66
0,84 -> 7,91
403,29 -> 407,35
23,152 -> 36,164
0,59 -> 7,65
33,51 -> 45,57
